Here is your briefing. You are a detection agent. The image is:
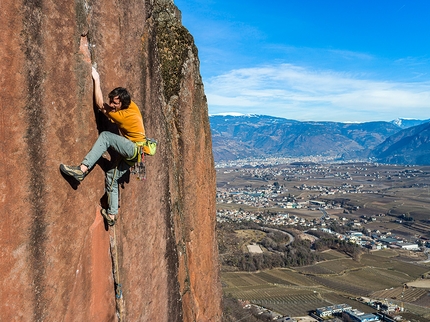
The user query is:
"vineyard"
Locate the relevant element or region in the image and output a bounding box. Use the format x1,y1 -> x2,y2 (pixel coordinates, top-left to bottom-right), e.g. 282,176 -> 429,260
221,249 -> 430,318
263,269 -> 316,287
372,286 -> 427,303
307,274 -> 371,297
318,249 -> 349,261
252,293 -> 330,317
295,257 -> 363,275
359,253 -> 429,278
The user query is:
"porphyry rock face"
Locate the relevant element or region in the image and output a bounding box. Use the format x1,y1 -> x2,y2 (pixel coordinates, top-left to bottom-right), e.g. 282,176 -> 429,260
0,0 -> 221,321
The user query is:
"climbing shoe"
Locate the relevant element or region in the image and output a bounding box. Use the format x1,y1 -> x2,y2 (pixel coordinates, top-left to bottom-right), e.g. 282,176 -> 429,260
101,209 -> 117,226
60,164 -> 86,181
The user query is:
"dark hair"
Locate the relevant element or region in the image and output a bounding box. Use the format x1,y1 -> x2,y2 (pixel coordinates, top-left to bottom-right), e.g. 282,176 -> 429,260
108,87 -> 131,109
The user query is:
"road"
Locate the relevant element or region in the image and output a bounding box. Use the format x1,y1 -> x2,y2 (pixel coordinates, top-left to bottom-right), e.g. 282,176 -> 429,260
261,227 -> 295,245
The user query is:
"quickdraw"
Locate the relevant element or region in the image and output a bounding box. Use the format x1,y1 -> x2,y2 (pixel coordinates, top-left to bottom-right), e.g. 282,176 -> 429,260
130,143 -> 146,180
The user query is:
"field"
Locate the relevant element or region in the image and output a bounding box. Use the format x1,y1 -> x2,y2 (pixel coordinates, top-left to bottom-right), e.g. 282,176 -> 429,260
221,249 -> 430,319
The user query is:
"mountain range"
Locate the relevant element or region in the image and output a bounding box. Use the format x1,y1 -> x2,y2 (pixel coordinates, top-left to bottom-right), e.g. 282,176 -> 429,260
210,114 -> 430,165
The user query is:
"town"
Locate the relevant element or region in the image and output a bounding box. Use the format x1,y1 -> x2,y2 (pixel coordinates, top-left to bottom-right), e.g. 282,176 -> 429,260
216,159 -> 430,249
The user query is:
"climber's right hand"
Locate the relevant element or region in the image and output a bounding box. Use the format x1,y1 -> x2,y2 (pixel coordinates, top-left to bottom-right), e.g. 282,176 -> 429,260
91,67 -> 100,82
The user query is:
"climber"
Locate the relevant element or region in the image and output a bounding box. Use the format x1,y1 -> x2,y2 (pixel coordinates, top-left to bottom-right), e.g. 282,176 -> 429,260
60,67 -> 146,226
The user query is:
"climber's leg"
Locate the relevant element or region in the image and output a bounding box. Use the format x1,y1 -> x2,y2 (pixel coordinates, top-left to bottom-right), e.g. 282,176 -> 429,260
82,131 -> 135,169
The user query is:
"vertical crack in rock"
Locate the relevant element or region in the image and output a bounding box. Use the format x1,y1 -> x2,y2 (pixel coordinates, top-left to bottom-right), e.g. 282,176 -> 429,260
23,0 -> 47,320
165,199 -> 183,321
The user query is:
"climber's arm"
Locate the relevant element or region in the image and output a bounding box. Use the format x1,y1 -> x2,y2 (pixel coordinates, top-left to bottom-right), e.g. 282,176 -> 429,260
91,67 -> 110,114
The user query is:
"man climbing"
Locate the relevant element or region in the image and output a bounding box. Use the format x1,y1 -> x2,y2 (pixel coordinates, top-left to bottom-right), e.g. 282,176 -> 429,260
60,67 -> 146,226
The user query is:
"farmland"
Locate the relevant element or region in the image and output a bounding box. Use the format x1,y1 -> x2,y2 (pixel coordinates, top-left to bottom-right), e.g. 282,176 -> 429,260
222,250 -> 430,319
217,161 -> 430,320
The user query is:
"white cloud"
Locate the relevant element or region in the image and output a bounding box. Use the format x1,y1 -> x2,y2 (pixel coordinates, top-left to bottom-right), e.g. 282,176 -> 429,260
205,63 -> 430,122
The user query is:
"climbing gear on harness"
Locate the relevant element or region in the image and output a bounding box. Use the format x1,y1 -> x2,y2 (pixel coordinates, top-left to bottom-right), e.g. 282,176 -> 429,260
60,164 -> 87,181
101,208 -> 117,226
128,138 -> 157,180
130,143 -> 146,180
131,157 -> 146,180
125,138 -> 157,163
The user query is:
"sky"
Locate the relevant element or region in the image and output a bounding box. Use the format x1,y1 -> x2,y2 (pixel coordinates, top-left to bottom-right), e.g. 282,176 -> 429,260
173,0 -> 430,122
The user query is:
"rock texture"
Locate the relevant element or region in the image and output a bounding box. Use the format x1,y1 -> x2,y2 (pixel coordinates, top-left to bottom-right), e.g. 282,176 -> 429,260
0,0 -> 221,321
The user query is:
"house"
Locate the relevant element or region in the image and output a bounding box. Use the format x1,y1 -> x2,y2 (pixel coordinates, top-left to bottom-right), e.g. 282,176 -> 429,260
398,243 -> 419,250
342,309 -> 380,322
379,237 -> 398,245
348,231 -> 363,237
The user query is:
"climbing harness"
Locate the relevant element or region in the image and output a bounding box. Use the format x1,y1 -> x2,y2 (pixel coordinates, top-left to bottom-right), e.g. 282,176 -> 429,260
129,143 -> 146,180
129,138 -> 158,180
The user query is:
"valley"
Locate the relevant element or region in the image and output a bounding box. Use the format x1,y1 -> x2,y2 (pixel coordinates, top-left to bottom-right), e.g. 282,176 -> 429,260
216,160 -> 430,321
210,115 -> 430,165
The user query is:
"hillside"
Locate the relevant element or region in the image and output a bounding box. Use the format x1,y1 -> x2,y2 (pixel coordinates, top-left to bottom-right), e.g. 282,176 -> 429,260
0,1 -> 221,321
371,121 -> 430,165
210,114 -> 401,162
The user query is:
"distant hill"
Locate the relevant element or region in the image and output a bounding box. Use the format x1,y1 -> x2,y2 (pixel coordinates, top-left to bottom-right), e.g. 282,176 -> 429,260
210,114 -> 402,162
371,121 -> 430,165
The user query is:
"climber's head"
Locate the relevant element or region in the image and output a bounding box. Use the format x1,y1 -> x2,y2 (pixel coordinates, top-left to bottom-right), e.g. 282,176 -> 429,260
108,87 -> 131,110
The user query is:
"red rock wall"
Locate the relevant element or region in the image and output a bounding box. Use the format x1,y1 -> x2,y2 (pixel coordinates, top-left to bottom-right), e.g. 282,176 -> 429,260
0,0 -> 221,321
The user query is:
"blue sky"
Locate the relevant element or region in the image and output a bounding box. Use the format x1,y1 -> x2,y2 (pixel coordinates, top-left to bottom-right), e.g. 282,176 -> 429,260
174,0 -> 430,122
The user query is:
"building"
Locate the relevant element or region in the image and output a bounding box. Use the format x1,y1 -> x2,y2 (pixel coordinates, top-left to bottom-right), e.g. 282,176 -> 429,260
342,309 -> 380,322
348,231 -> 363,237
309,200 -> 326,207
398,242 -> 419,250
315,304 -> 352,318
379,237 -> 398,245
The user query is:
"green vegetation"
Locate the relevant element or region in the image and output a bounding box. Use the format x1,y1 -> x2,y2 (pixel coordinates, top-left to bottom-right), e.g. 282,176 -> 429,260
217,222 -> 318,271
236,239 -> 318,271
311,231 -> 362,260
